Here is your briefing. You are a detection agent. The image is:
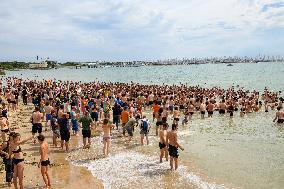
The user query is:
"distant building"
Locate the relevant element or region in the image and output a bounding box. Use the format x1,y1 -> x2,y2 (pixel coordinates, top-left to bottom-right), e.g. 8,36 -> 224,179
29,61 -> 49,69
86,62 -> 98,68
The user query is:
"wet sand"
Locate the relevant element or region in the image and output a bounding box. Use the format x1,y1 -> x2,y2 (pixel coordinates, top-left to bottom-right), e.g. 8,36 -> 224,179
0,103 -> 103,189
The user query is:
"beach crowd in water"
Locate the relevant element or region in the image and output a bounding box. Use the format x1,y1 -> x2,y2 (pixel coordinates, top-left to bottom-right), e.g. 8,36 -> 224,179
0,77 -> 283,189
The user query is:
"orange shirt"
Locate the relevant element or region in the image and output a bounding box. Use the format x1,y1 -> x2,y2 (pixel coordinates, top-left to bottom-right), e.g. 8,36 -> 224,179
121,111 -> 129,124
83,99 -> 88,106
153,104 -> 160,113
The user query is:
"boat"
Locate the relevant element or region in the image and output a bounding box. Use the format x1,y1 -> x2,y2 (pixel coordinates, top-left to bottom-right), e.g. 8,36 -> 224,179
227,63 -> 233,66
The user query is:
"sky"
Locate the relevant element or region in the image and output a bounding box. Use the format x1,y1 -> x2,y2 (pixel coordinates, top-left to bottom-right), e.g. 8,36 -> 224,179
0,0 -> 284,62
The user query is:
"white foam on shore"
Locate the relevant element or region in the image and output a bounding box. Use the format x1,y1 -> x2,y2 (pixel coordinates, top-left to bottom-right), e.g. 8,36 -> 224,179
178,166 -> 228,189
73,152 -> 228,189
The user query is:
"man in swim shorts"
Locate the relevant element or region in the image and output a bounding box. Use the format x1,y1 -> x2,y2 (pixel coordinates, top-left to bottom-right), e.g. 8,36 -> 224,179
37,134 -> 51,188
167,124 -> 184,170
31,106 -> 43,143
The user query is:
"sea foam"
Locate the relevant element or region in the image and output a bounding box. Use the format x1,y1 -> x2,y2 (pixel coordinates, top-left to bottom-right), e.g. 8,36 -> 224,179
73,152 -> 228,189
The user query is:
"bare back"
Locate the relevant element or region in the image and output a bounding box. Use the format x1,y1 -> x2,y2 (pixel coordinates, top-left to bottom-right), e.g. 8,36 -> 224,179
159,129 -> 167,144
102,124 -> 111,137
167,130 -> 177,146
32,111 -> 43,124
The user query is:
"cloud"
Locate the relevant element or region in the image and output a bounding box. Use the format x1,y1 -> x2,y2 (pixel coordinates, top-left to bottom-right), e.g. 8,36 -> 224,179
261,1 -> 284,12
0,0 -> 284,61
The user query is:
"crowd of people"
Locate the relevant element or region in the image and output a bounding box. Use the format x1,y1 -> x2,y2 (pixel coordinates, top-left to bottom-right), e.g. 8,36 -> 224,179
0,77 -> 283,188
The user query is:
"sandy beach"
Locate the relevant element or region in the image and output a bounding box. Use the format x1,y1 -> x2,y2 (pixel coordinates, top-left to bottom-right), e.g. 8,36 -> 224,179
0,102 -> 103,189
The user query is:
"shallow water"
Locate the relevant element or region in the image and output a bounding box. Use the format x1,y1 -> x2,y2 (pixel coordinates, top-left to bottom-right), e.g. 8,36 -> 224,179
71,128 -> 227,189
186,111 -> 284,189
68,109 -> 284,189
5,62 -> 284,188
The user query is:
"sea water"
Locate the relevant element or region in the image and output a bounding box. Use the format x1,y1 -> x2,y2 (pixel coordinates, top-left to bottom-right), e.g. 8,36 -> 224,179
6,62 -> 284,189
5,62 -> 284,91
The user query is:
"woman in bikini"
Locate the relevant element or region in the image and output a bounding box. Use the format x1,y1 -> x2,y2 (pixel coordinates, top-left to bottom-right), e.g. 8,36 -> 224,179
9,133 -> 33,189
0,113 -> 10,142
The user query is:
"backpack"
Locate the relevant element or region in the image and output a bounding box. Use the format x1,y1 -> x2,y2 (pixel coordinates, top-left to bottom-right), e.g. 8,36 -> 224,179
141,120 -> 149,131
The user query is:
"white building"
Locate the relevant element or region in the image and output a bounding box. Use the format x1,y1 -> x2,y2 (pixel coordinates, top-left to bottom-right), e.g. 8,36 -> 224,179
29,61 -> 48,69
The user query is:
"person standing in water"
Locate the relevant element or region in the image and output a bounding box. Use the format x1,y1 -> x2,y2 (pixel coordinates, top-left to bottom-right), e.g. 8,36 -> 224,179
156,109 -> 163,136
124,115 -> 136,143
159,123 -> 168,163
207,101 -> 214,118
273,107 -> 284,123
167,124 -> 184,170
37,134 -> 51,189
200,101 -> 206,119
173,106 -> 180,124
218,99 -> 227,114
102,118 -> 114,156
152,101 -> 160,122
140,115 -> 150,145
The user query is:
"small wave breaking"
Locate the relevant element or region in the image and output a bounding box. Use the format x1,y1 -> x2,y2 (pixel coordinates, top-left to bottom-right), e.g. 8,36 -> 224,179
72,152 -> 228,189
